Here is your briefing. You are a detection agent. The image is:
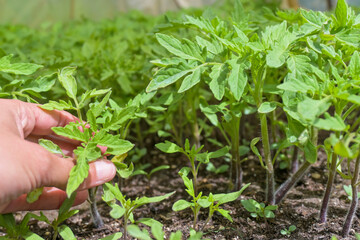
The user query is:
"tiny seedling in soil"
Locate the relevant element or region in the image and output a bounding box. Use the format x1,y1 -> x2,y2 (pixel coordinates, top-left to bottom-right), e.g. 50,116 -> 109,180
102,182 -> 175,240
280,225 -> 296,236
241,199 -> 278,225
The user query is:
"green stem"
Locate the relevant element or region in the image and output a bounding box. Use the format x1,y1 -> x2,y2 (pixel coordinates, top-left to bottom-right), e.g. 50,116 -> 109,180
89,188 -> 103,228
260,113 -> 275,204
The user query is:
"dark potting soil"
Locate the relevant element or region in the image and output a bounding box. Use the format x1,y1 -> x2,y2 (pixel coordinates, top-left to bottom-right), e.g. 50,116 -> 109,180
2,151 -> 359,240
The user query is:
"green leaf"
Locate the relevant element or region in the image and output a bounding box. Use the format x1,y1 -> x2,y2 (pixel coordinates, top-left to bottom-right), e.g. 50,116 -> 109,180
91,91 -> 112,117
213,183 -> 250,205
250,137 -> 264,168
22,74 -> 56,93
198,198 -> 212,208
172,199 -> 193,211
94,132 -> 134,155
208,64 -> 228,100
313,113 -> 346,131
297,97 -> 331,122
278,74 -> 317,94
40,100 -> 75,111
178,67 -> 202,93
0,55 -> 42,75
136,191 -> 175,206
208,146 -> 229,159
127,225 -> 152,240
110,205 -> 126,219
303,140 -> 317,164
169,231 -> 182,240
258,102 -> 277,114
58,67 -> 77,101
149,165 -> 170,177
66,151 -> 90,197
335,0 -> 349,27
286,55 -> 311,74
58,225 -> 76,240
99,233 -> 123,240
227,58 -> 248,101
241,199 -> 259,212
349,51 -> 360,80
217,208 -> 233,222
151,221 -> 164,240
38,139 -> 65,157
146,67 -> 192,92
289,225 -> 296,231
156,33 -> 205,62
52,122 -> 87,142
26,187 -> 43,204
155,141 -> 182,153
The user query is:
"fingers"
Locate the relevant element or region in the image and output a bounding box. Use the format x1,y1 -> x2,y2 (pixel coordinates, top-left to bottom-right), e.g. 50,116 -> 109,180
23,140 -> 116,192
0,188 -> 88,214
9,99 -> 79,138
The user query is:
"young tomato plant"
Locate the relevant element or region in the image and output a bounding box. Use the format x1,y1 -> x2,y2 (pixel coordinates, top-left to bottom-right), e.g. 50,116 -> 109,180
173,168 -> 249,231
40,67 -> 134,228
241,199 -> 278,225
102,182 -> 175,240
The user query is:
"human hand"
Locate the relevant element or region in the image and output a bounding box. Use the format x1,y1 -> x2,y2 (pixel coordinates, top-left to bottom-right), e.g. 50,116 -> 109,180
0,99 -> 116,213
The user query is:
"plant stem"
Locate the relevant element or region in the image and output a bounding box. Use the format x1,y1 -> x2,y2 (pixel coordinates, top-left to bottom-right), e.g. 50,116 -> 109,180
275,161 -> 311,204
233,117 -> 242,190
319,152 -> 337,223
123,212 -> 128,240
260,113 -> 275,204
342,153 -> 360,237
291,147 -> 299,174
89,188 -> 104,228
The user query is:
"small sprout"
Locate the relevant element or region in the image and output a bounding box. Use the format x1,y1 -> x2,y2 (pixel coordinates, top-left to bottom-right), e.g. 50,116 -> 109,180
241,199 -> 278,224
280,225 -> 296,236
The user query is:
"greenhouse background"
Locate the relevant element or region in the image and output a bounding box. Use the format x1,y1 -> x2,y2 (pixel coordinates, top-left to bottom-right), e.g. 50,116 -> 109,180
0,0 -> 359,26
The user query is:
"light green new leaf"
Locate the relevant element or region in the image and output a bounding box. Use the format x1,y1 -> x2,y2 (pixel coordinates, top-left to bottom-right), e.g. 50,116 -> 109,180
22,74 -> 56,93
40,100 -> 75,111
213,183 -> 250,204
99,233 -> 123,240
297,97 -> 331,122
91,91 -> 112,117
209,64 -> 228,100
58,67 -> 78,101
0,55 -> 43,75
250,137 -> 265,168
52,122 -> 87,142
335,0 -> 349,27
178,67 -> 202,93
155,141 -> 182,153
227,58 -> 248,101
110,205 -> 126,219
136,191 -> 175,205
258,102 -> 277,113
313,113 -> 346,131
217,208 -> 233,222
66,152 -> 89,197
127,225 -> 152,240
169,231 -> 182,240
39,139 -> 65,157
94,132 -> 134,155
26,187 -> 43,204
303,140 -> 317,164
58,225 -> 76,240
349,51 -> 360,80
286,55 -> 311,74
172,199 -> 193,211
301,10 -> 328,28
156,33 -> 205,62
146,67 -> 192,92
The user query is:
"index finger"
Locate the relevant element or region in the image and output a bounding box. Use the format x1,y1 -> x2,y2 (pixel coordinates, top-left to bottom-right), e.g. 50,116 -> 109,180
11,99 -> 79,138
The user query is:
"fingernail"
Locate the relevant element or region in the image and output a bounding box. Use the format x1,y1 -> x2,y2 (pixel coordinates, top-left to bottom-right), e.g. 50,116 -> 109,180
94,160 -> 116,185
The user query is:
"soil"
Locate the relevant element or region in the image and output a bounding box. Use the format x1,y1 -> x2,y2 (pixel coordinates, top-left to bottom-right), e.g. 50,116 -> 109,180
2,150 -> 360,240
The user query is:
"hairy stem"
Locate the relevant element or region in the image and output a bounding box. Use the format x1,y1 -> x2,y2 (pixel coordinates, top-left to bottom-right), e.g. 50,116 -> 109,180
319,152 -> 337,223
342,154 -> 360,237
260,113 -> 275,204
233,117 -> 242,190
275,161 -> 311,204
89,188 -> 104,228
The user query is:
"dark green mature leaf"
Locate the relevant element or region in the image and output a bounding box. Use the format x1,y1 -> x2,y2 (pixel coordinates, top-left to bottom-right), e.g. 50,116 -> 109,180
58,67 -> 77,101
0,55 -> 42,75
209,64 -> 228,100
178,67 -> 202,93
227,58 -> 248,101
156,33 -> 205,62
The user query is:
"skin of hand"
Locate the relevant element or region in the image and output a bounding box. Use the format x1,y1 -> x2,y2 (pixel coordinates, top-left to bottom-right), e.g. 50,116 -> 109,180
0,99 -> 116,213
